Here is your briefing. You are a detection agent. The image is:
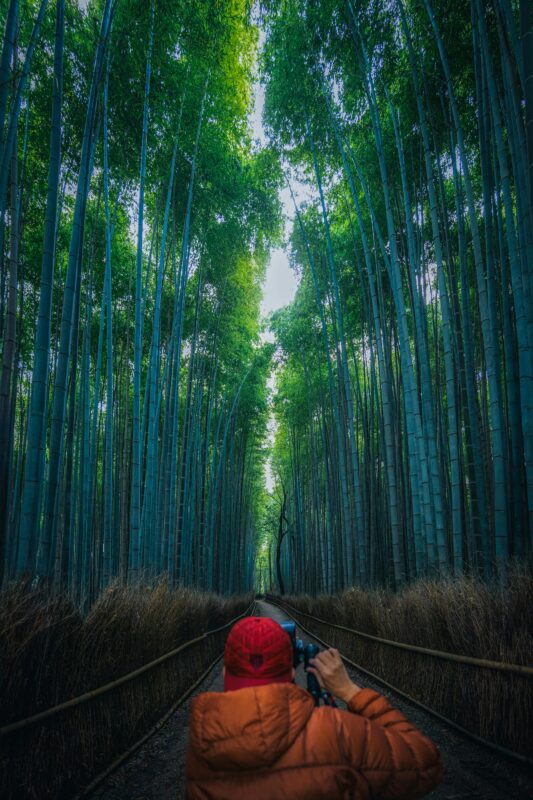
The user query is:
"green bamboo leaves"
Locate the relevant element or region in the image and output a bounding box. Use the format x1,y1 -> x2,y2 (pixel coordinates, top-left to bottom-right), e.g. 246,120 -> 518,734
264,0 -> 532,592
0,0 -> 281,598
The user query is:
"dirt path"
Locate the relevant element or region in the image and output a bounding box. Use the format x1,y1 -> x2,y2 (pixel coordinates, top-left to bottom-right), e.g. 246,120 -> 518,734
91,601 -> 533,800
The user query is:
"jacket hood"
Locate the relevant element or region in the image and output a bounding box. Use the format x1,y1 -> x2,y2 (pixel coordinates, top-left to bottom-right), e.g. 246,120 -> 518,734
188,682 -> 315,771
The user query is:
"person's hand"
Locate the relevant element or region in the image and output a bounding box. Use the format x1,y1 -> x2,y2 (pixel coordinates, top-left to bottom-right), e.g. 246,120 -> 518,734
307,648 -> 361,703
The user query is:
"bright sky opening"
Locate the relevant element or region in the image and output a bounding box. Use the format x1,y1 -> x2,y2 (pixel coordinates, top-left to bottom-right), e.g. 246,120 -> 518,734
249,34 -> 302,494
252,79 -> 298,322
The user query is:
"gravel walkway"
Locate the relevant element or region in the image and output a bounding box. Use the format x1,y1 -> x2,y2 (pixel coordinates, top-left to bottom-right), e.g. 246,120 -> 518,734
90,601 -> 533,800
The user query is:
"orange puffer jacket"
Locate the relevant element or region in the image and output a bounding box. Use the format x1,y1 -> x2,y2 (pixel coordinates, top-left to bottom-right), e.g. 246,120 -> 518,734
186,682 -> 443,799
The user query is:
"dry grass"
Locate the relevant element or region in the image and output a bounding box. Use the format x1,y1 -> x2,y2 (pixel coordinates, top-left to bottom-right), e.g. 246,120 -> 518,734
277,567 -> 533,757
0,580 -> 251,800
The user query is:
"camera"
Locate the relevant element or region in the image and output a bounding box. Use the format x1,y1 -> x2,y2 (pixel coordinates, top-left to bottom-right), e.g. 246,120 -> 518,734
280,621 -> 304,666
280,622 -> 336,707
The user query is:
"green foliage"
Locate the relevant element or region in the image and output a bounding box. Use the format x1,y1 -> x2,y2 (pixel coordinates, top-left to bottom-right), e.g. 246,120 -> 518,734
261,0 -> 533,593
0,0 -> 281,596
1,0 -> 531,599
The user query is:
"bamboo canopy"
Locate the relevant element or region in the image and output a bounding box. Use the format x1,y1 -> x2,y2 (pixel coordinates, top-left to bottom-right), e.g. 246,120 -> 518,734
0,0 -> 531,596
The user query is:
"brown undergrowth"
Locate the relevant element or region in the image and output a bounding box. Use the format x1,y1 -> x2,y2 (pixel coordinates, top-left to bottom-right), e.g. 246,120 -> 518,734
0,581 -> 251,800
273,567 -> 532,758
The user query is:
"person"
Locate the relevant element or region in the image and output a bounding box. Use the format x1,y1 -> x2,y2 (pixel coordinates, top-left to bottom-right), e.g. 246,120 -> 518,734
186,616 -> 443,799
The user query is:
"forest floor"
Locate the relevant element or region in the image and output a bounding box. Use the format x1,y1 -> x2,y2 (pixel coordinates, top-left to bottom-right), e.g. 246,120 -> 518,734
90,600 -> 533,800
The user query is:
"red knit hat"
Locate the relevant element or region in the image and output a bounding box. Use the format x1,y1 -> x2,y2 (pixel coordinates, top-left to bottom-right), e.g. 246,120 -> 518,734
223,616 -> 293,691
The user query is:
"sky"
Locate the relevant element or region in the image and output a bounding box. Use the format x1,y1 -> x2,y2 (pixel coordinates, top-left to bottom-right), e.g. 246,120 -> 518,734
250,70 -> 301,493
251,84 -> 299,319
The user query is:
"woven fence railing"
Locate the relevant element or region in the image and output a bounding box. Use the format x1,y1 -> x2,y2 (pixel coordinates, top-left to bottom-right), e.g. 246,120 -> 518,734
266,595 -> 532,761
266,596 -> 533,676
1,601 -> 254,800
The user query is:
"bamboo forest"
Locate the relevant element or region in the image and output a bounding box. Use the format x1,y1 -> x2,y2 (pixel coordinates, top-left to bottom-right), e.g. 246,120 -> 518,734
1,0 -> 533,596
2,1 -> 533,798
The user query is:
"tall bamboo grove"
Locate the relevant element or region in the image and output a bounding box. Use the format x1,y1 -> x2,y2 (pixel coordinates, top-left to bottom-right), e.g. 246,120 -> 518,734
1,0 -> 532,600
262,0 -> 533,593
0,0 -> 281,601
